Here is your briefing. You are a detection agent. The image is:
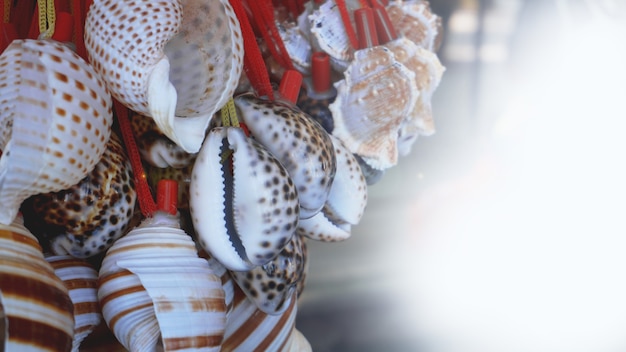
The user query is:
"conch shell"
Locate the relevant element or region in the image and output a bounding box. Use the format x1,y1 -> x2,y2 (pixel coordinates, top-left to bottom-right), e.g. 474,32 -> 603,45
85,0 -> 244,153
0,39 -> 112,225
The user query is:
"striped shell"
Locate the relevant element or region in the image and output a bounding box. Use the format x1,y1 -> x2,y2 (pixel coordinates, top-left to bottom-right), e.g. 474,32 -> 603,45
28,134 -> 136,258
98,211 -> 227,351
234,94 -> 337,219
190,127 -> 299,271
46,254 -> 101,352
0,39 -> 113,225
85,0 -> 244,153
0,216 -> 74,351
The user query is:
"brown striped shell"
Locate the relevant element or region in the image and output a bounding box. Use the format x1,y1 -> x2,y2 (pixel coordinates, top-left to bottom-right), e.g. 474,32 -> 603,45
98,211 -> 227,351
0,39 -> 113,225
85,0 -> 244,153
0,216 -> 74,351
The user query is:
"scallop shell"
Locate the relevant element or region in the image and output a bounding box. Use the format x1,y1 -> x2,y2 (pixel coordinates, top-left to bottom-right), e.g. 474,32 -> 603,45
190,126 -> 300,271
27,134 -> 137,258
46,254 -> 101,352
85,0 -> 244,153
329,45 -> 418,170
98,211 -> 227,351
230,233 -> 307,315
0,39 -> 113,225
234,94 -> 337,219
0,216 -> 74,351
385,0 -> 443,52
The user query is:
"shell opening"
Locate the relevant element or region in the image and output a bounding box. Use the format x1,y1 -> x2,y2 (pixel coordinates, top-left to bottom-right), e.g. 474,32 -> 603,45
220,138 -> 248,264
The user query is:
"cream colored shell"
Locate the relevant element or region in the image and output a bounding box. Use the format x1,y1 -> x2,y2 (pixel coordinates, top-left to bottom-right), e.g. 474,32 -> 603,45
85,0 -> 244,153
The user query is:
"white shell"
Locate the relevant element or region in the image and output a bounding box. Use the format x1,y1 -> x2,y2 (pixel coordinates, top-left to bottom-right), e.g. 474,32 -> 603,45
0,39 -> 112,225
190,127 -> 300,271
308,0 -> 354,70
98,211 -> 227,351
85,0 -> 244,153
386,0 -> 443,52
278,21 -> 312,74
0,216 -> 74,351
46,255 -> 101,352
329,46 -> 418,170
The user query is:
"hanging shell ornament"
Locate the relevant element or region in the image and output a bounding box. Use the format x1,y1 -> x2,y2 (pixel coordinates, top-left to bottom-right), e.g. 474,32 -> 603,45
230,232 -> 308,315
85,0 -> 244,153
98,203 -> 227,351
233,94 -> 337,219
45,254 -> 102,352
0,39 -> 113,225
26,134 -> 137,258
0,215 -> 74,351
278,21 -> 313,75
308,0 -> 355,72
190,126 -> 300,271
329,45 -> 418,170
385,0 -> 444,52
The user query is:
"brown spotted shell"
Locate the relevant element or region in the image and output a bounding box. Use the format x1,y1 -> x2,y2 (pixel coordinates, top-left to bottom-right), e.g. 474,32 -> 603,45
0,39 -> 113,225
85,0 -> 244,153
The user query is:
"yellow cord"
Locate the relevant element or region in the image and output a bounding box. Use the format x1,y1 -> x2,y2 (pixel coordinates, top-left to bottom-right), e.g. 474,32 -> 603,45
219,98 -> 240,163
38,0 -> 56,39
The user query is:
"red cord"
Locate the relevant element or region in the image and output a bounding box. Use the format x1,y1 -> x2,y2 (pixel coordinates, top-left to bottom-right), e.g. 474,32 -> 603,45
114,100 -> 157,218
72,0 -> 86,59
336,0 -> 359,50
246,0 -> 294,71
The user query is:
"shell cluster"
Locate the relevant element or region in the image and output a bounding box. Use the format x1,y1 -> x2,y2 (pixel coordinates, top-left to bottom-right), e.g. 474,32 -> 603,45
0,0 -> 445,350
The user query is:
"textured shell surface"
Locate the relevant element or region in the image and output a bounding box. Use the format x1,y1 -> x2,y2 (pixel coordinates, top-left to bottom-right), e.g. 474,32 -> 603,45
46,254 -> 101,352
308,0 -> 354,65
0,217 -> 74,352
0,39 -> 112,225
278,21 -> 312,74
130,112 -> 197,168
329,46 -> 418,170
85,0 -> 244,153
234,94 -> 337,219
26,134 -> 136,258
98,211 -> 226,352
190,126 -> 300,272
386,0 -> 443,52
230,233 -> 307,315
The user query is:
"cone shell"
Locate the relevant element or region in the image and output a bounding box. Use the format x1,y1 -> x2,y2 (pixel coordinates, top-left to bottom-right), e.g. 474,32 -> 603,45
234,94 -> 337,219
85,0 -> 244,153
46,254 -> 101,352
28,134 -> 136,258
98,212 -> 227,351
0,39 -> 113,225
386,0 -> 444,52
329,46 -> 418,170
190,127 -> 299,271
0,217 -> 74,351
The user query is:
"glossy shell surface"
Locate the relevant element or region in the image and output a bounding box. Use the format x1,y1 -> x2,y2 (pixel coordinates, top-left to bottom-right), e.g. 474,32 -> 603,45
0,39 -> 112,225
85,0 -> 244,153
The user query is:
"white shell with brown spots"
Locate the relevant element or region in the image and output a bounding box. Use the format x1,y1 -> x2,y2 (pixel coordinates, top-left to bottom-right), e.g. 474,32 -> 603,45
190,127 -> 300,271
29,135 -> 136,258
329,46 -> 418,171
85,0 -> 244,153
386,0 -> 444,52
0,39 -> 113,225
234,94 -> 337,219
230,233 -> 307,315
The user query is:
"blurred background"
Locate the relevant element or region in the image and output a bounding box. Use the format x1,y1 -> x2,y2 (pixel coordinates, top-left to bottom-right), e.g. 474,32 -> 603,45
296,1 -> 626,351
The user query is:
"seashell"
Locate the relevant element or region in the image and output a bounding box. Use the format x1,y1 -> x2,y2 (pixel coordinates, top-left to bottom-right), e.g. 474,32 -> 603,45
190,126 -> 300,271
329,45 -> 418,170
233,94 -> 337,219
45,254 -> 102,352
308,0 -> 354,71
98,210 -> 227,351
130,111 -> 197,168
204,257 -> 311,352
298,134 -> 368,241
385,0 -> 443,52
27,134 -> 137,258
0,215 -> 74,351
278,21 -> 313,74
384,37 -> 445,155
230,232 -> 307,315
85,0 -> 244,153
0,39 -> 113,225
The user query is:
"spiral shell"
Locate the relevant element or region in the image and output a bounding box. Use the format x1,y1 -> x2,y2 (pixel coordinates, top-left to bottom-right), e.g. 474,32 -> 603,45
85,0 -> 244,153
46,254 -> 101,352
98,211 -> 227,351
0,216 -> 74,351
0,39 -> 113,225
190,126 -> 300,271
